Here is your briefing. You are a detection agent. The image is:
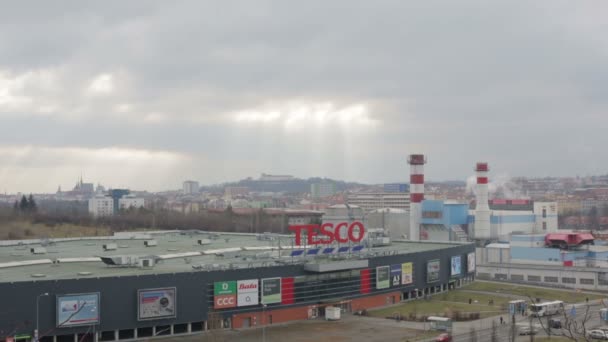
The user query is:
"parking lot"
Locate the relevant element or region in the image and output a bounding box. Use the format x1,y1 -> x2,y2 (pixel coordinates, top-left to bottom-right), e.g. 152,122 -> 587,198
159,315 -> 435,342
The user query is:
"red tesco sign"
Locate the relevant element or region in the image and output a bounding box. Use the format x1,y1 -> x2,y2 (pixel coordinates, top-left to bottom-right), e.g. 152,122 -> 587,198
289,222 -> 365,246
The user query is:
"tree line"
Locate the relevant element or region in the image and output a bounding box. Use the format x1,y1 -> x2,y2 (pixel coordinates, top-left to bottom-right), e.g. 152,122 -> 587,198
13,194 -> 37,214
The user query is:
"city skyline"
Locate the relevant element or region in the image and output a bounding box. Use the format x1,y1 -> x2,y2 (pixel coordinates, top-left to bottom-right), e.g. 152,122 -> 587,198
1,1 -> 607,193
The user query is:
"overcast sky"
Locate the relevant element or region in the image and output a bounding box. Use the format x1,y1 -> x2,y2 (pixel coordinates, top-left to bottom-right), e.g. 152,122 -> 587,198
0,1 -> 607,193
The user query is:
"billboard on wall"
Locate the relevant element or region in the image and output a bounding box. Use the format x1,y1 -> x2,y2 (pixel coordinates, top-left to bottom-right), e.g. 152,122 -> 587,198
214,281 -> 237,309
56,293 -> 100,327
390,264 -> 402,287
138,288 -> 176,320
468,252 -> 476,273
376,266 -> 390,289
262,278 -> 281,304
427,259 -> 440,283
402,262 -> 413,285
451,256 -> 462,276
237,279 -> 259,307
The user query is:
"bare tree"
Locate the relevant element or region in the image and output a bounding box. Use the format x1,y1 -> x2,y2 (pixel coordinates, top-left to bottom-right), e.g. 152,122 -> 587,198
469,326 -> 478,342
527,297 -> 598,342
491,320 -> 498,342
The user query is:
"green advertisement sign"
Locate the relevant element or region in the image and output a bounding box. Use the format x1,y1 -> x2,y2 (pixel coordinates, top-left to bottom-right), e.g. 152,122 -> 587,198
214,281 -> 236,295
262,278 -> 281,304
376,266 -> 390,289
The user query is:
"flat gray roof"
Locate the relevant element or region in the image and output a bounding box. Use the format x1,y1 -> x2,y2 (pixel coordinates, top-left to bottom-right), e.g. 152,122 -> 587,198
0,231 -> 467,283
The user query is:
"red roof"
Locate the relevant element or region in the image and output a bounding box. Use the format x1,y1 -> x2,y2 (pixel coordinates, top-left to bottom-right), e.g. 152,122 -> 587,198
545,233 -> 594,247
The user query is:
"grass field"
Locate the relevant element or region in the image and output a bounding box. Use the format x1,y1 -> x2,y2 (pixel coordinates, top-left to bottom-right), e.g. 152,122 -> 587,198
532,337 -> 571,342
437,289 -> 512,308
463,281 -> 605,303
369,280 -> 606,322
0,220 -> 112,240
369,298 -> 504,320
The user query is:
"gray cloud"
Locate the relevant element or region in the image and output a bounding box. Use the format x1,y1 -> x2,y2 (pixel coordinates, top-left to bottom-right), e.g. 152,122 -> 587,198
0,1 -> 607,192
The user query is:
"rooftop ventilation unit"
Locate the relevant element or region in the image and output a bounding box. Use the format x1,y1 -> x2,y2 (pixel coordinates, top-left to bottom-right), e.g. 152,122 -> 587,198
103,243 -> 118,251
30,247 -> 47,255
99,255 -> 157,268
144,240 -> 158,247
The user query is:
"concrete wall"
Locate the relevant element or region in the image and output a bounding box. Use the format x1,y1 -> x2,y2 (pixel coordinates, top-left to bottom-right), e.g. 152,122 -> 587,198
477,264 -> 602,291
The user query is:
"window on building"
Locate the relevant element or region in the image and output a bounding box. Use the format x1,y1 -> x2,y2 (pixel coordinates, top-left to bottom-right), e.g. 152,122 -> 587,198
542,208 -> 547,218
528,275 -> 541,282
542,222 -> 547,230
510,274 -> 524,281
562,277 -> 576,284
580,278 -> 594,285
544,276 -> 558,283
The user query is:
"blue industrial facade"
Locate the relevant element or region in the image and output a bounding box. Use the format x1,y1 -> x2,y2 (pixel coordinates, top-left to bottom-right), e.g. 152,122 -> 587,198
383,183 -> 409,193
420,200 -> 468,226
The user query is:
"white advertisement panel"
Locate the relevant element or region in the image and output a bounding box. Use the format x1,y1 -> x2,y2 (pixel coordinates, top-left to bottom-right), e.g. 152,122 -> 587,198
468,252 -> 476,272
237,279 -> 259,307
451,256 -> 462,276
56,293 -> 100,327
138,287 -> 176,320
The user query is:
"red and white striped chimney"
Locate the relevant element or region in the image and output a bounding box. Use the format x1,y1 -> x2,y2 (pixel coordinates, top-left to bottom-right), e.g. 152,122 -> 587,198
475,162 -> 491,239
408,154 -> 426,241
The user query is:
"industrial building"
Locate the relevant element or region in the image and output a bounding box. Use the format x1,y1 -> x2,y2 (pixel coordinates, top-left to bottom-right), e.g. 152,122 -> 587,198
346,192 -> 410,212
409,161 -> 558,243
476,232 -> 608,291
0,230 -> 474,342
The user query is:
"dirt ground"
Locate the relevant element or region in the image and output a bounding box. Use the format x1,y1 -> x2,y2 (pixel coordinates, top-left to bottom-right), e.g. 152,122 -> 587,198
158,315 -> 432,342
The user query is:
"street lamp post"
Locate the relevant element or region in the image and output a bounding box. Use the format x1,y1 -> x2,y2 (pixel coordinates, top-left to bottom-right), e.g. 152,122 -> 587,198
262,304 -> 267,342
36,293 -> 49,342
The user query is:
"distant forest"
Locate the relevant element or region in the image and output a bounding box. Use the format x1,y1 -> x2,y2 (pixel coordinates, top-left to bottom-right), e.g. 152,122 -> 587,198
0,199 -> 302,240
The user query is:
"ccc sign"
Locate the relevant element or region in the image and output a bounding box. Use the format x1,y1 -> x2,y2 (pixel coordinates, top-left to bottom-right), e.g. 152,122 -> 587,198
214,294 -> 237,309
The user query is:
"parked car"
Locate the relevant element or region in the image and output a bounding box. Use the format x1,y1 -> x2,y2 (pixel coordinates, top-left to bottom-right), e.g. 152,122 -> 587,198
518,326 -> 538,336
435,333 -> 452,342
588,329 -> 608,340
549,318 -> 562,329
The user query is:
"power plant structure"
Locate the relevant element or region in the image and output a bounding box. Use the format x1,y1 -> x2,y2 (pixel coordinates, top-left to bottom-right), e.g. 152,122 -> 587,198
388,158 -> 558,244
407,154 -> 426,241
473,162 -> 491,240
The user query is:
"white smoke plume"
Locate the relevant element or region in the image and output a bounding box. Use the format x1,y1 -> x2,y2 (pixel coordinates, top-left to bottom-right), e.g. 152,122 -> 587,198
466,173 -> 527,199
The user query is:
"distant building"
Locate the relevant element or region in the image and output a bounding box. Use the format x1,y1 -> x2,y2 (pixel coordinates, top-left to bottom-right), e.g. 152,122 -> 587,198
58,176 -> 96,199
183,181 -> 200,195
107,189 -> 130,213
259,173 -> 294,182
118,195 -> 145,210
347,192 -> 410,212
383,183 -> 409,193
224,186 -> 249,199
322,204 -> 364,225
88,195 -> 114,217
311,182 -> 336,199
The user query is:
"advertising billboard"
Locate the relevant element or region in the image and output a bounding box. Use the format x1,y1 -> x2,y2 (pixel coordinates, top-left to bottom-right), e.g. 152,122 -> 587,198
56,293 -> 100,327
262,278 -> 281,304
376,266 -> 390,289
402,262 -> 413,285
138,288 -> 176,320
468,252 -> 475,273
237,279 -> 259,307
390,264 -> 402,287
427,259 -> 440,283
451,256 -> 462,276
214,281 -> 237,309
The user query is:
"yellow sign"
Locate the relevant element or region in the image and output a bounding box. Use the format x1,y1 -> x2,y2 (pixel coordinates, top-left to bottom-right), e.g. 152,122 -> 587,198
402,262 -> 413,285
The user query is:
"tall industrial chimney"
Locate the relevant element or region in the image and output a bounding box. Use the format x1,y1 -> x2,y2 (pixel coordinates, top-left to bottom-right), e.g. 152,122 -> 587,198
475,162 -> 491,239
408,154 -> 426,241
